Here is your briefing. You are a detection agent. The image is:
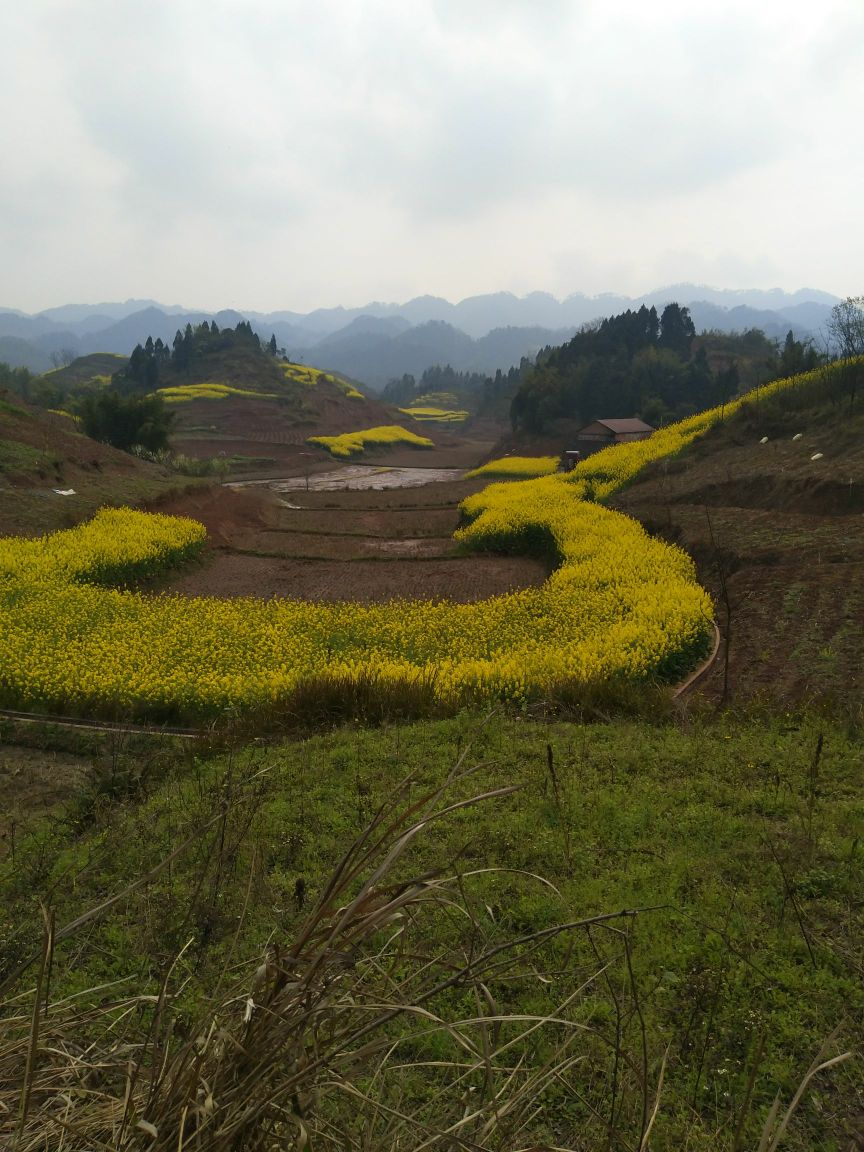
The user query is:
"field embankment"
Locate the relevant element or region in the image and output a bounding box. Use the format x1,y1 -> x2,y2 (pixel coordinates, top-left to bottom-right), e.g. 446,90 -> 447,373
613,361 -> 864,709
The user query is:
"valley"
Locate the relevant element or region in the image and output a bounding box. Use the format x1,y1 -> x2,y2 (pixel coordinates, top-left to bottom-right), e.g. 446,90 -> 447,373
1,328 -> 862,1152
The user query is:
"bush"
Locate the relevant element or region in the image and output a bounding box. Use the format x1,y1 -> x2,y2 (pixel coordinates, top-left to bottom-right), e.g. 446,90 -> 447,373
79,391 -> 173,453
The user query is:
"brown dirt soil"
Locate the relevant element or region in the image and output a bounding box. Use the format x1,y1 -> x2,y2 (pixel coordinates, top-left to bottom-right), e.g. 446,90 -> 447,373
0,744 -> 89,859
158,551 -> 547,603
145,472 -> 549,602
612,415 -> 864,709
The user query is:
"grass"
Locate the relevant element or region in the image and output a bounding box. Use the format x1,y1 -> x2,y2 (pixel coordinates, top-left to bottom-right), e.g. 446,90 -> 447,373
0,475 -> 210,538
1,709 -> 861,1149
0,439 -> 46,474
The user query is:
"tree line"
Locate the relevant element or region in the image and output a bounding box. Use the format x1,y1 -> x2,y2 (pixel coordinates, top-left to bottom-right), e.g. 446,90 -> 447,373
115,319 -> 266,392
83,321 -> 278,451
509,304 -> 821,434
382,361 -> 531,421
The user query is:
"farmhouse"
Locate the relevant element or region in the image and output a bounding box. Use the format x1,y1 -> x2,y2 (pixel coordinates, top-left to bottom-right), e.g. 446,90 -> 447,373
561,418 -> 655,468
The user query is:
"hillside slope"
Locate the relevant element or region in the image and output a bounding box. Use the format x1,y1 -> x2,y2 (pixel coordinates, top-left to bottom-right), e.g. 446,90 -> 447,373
612,368 -> 864,707
0,393 -> 183,536
158,352 -> 414,467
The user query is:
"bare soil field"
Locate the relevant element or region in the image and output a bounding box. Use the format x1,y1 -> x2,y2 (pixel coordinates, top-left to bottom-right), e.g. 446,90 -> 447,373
161,551 -> 546,603
614,420 -> 864,708
146,470 -> 548,603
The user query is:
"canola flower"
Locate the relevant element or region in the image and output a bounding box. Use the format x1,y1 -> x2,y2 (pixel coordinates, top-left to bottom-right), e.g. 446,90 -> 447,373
0,504 -> 708,720
398,407 -> 469,423
156,383 -> 278,404
281,363 -> 329,388
466,456 -> 559,480
6,365 -> 829,722
0,508 -> 205,591
0,507 -> 708,722
281,363 -> 364,399
308,426 -> 435,458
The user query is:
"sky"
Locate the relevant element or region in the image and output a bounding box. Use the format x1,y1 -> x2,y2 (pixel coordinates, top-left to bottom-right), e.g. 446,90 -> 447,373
1,0 -> 862,314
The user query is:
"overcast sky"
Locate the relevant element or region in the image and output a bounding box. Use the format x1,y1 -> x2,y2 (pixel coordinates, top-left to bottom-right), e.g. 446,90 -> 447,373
2,0 -> 862,314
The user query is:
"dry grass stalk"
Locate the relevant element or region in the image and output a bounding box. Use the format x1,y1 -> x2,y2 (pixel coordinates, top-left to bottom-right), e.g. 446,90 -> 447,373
2,762 -> 652,1151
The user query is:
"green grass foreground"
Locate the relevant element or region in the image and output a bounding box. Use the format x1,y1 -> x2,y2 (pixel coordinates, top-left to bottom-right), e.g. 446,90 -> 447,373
1,710 -> 861,1149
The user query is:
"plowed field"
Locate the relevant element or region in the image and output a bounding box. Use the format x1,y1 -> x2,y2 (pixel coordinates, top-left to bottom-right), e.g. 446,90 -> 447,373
146,471 -> 549,603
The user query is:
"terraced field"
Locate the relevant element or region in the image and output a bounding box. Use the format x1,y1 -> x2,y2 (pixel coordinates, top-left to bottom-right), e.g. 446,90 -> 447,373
148,476 -> 549,603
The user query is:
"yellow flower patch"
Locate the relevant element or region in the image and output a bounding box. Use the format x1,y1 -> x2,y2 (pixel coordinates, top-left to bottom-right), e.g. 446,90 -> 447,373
308,426 -> 435,458
8,363 -> 830,721
466,456 -> 559,479
156,383 -> 278,403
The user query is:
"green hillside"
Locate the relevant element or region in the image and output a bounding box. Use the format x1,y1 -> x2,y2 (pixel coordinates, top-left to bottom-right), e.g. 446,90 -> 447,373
0,392 -> 184,535
110,320 -> 398,455
39,352 -> 127,389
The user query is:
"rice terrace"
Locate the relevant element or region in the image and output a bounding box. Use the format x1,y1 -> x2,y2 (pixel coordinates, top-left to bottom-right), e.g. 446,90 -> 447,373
1,321 -> 863,1150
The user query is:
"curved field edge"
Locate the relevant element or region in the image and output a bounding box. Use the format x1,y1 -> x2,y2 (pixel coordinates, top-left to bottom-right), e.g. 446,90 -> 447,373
3,364 -> 841,723
0,510 -> 711,723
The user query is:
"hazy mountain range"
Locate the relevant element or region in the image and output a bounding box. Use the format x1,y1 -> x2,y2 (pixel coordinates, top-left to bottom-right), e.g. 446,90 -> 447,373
0,286 -> 839,388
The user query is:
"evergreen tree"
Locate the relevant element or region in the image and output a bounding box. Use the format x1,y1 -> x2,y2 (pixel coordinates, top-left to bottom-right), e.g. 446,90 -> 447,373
80,392 -> 173,452
658,304 -> 696,358
172,330 -> 188,372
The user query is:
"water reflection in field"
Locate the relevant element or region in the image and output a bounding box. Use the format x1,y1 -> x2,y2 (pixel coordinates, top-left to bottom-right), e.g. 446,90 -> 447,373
227,465 -> 464,492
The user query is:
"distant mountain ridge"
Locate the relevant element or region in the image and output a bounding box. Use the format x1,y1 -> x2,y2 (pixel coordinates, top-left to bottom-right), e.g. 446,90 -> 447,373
0,285 -> 839,385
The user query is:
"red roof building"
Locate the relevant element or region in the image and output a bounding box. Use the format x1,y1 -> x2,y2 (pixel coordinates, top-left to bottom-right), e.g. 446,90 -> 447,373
563,418 -> 654,465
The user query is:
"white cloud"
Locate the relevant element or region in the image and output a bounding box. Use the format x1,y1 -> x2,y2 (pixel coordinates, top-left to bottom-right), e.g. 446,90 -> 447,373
0,0 -> 861,311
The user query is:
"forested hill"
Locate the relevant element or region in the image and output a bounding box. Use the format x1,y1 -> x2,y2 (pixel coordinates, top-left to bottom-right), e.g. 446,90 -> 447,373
510,303 -> 819,433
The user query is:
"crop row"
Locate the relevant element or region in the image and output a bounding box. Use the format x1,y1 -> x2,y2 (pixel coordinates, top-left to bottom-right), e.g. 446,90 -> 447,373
281,363 -> 364,399
0,516 -> 709,722
0,504 -> 709,723
473,364 -> 834,500
6,364 -> 826,721
398,406 -> 469,423
156,382 -> 278,404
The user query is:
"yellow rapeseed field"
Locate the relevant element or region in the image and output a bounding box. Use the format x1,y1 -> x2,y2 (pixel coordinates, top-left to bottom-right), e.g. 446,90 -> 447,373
281,363 -> 364,399
308,426 -> 435,458
156,383 -> 278,403
398,406 -> 469,423
6,365 -> 824,721
466,456 -> 559,479
0,502 -> 709,720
